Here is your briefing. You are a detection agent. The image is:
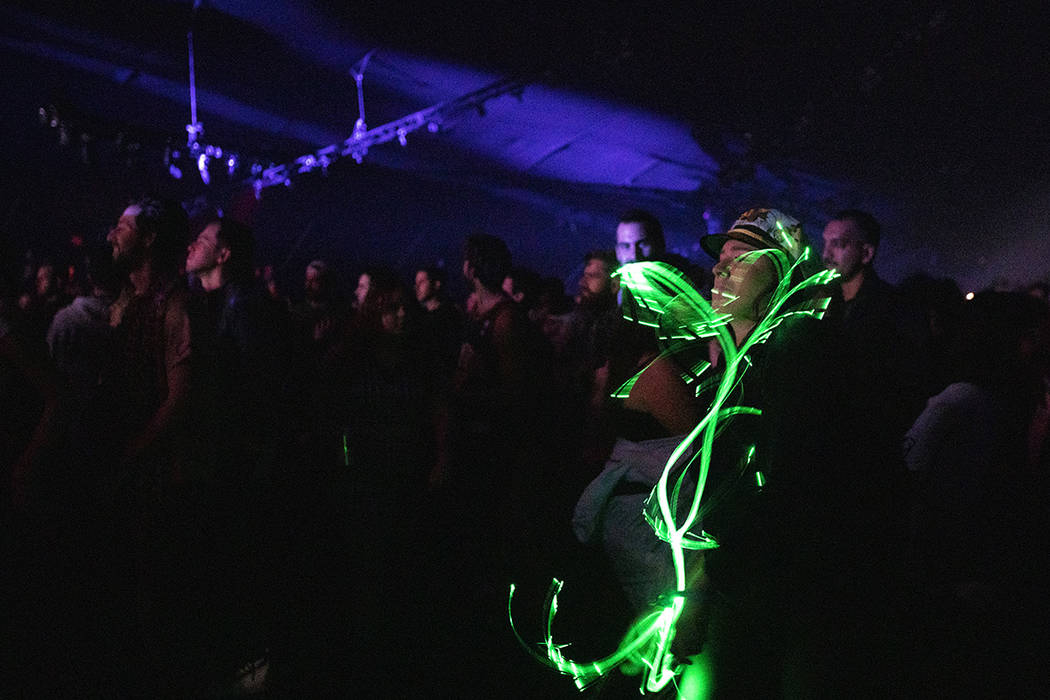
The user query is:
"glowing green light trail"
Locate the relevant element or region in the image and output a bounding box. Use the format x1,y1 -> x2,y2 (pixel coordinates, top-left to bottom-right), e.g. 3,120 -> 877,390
510,246 -> 837,695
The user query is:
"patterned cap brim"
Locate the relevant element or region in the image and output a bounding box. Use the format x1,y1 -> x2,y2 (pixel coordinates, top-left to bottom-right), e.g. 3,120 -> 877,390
700,229 -> 786,259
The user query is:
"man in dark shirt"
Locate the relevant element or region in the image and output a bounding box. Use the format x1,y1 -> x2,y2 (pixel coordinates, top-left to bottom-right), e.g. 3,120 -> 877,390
289,259 -> 344,353
414,265 -> 463,378
186,216 -> 286,477
822,209 -> 929,457
107,197 -> 193,480
106,196 -> 215,693
452,234 -> 546,464
821,209 -> 880,307
185,216 -> 286,683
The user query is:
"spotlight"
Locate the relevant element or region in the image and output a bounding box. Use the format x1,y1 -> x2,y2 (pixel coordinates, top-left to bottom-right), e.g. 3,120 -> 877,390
352,118 -> 367,140
197,153 -> 210,184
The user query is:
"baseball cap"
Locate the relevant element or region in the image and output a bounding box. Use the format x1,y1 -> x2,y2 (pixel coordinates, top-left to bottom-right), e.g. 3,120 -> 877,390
701,207 -> 805,262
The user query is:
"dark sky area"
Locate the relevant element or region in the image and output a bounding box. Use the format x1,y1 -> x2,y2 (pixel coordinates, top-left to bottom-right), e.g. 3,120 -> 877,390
359,1 -> 1049,195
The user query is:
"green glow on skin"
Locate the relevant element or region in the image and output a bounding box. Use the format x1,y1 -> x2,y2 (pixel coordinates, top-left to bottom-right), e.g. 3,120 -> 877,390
676,653 -> 715,699
754,463 -> 766,489
510,247 -> 838,695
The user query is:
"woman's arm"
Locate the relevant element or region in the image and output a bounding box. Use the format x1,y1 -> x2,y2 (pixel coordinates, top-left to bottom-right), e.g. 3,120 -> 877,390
624,354 -> 700,436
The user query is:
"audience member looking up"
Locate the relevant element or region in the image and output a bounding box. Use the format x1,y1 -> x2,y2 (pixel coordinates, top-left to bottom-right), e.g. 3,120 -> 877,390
689,207 -> 889,695
185,216 -> 288,462
106,196 -> 192,472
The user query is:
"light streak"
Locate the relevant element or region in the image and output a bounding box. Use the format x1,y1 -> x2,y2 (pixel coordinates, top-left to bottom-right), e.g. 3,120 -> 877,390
510,245 -> 837,695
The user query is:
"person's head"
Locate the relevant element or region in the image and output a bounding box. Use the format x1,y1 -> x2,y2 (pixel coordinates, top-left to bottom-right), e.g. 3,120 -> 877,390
108,196 -> 189,276
703,208 -> 806,327
503,266 -> 542,309
463,233 -> 512,294
186,217 -> 255,283
304,259 -> 330,303
184,222 -> 220,277
615,209 -> 665,265
360,269 -> 408,335
821,209 -> 880,283
354,271 -> 372,309
1025,281 -> 1049,304
577,249 -> 618,307
34,262 -> 57,298
414,265 -> 447,305
260,264 -> 281,300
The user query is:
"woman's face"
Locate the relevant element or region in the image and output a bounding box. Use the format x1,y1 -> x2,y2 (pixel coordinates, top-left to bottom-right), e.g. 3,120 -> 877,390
711,239 -> 778,322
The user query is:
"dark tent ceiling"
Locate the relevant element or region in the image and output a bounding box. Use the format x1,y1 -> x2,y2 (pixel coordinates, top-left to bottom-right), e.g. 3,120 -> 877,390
3,1 -> 1049,289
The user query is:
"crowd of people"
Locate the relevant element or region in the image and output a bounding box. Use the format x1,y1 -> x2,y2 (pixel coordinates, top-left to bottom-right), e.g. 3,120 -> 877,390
2,199 -> 1049,697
